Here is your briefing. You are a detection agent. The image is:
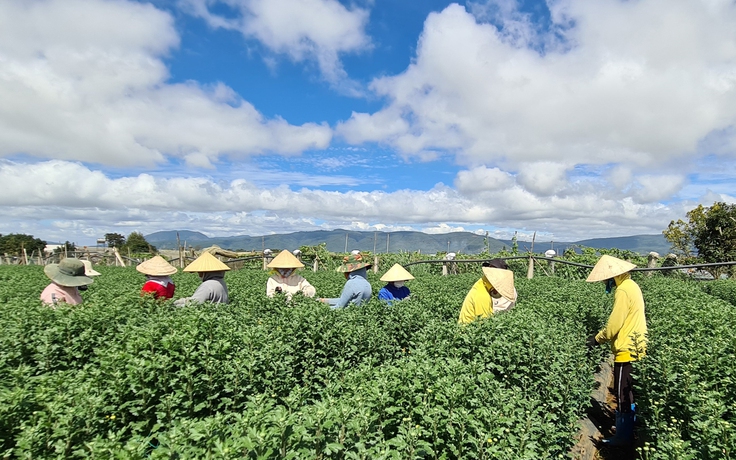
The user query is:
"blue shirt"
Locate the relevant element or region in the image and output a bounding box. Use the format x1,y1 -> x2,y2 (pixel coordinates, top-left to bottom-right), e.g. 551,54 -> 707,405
378,283 -> 410,304
326,268 -> 372,308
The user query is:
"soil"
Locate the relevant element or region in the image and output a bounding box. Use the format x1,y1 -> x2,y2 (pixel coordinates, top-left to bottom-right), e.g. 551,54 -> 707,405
570,357 -> 643,460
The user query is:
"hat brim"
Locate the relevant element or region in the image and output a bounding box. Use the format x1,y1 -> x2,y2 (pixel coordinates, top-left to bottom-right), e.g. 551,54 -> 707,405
136,256 -> 178,276
586,255 -> 637,282
44,264 -> 94,287
267,250 -> 305,269
337,262 -> 371,273
380,263 -> 415,282
481,267 -> 515,301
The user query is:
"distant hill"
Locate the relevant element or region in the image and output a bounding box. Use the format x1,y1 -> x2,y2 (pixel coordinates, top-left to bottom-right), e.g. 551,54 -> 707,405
146,230 -> 672,256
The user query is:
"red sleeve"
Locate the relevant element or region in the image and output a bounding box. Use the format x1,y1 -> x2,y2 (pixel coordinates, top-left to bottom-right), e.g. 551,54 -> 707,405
141,281 -> 166,299
163,283 -> 176,299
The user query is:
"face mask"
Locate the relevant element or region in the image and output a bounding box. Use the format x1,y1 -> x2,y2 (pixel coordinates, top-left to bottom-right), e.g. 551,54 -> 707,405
605,278 -> 615,294
277,268 -> 294,277
393,281 -> 405,288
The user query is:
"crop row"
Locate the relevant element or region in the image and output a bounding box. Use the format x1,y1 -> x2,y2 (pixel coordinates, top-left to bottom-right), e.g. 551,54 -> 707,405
0,265 -> 606,459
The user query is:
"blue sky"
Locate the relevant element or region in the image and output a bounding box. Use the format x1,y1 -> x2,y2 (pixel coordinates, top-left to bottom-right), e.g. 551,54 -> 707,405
1,0 -> 736,246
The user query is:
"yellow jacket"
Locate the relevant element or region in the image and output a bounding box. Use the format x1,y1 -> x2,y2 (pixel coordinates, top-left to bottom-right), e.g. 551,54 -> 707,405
595,273 -> 648,362
458,278 -> 516,324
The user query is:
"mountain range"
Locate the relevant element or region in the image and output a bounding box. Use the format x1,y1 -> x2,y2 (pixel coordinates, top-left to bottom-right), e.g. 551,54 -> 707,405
145,230 -> 673,256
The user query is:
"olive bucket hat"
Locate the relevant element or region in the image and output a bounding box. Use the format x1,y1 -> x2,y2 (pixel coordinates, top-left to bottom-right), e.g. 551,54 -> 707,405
44,258 -> 94,287
337,253 -> 372,273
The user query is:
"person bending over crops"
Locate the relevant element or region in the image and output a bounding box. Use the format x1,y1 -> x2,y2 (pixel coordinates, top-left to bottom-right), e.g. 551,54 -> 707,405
266,250 -> 316,299
136,255 -> 177,300
458,259 -> 517,324
174,252 -> 229,305
40,258 -> 94,307
320,253 -> 372,308
378,263 -> 413,304
586,255 -> 648,447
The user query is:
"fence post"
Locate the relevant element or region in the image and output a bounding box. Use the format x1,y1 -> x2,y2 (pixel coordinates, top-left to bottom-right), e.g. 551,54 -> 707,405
442,262 -> 448,276
527,256 -> 534,279
373,255 -> 379,273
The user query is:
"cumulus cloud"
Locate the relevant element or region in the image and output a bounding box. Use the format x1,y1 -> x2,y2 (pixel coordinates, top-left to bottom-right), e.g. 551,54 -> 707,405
337,1 -> 736,170
0,159 -> 691,242
180,0 -> 371,92
0,0 -> 331,167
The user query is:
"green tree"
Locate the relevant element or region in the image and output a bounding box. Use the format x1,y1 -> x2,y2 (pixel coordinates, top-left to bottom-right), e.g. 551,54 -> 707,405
104,233 -> 126,248
125,232 -> 156,253
0,233 -> 46,256
53,241 -> 76,255
663,202 -> 736,262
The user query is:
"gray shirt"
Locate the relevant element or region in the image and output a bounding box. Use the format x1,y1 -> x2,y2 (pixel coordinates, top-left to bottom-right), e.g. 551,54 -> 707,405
174,271 -> 228,305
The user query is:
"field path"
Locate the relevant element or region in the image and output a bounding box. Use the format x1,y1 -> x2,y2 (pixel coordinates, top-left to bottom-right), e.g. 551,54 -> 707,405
571,358 -> 640,460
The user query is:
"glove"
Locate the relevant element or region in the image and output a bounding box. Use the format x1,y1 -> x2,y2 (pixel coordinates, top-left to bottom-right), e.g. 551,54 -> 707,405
585,335 -> 598,348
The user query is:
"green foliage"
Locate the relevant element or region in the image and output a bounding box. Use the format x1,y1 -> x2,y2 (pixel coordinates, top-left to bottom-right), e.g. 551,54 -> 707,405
663,202 -> 736,261
52,241 -> 76,255
104,233 -> 126,248
0,266 -> 605,458
0,233 -> 46,256
636,278 -> 736,459
125,232 -> 156,254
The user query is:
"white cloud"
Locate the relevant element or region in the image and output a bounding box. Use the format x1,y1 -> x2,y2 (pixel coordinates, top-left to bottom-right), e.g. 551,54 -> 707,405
180,0 -> 371,92
0,160 -> 693,243
0,0 -> 331,167
454,166 -> 514,193
338,1 -> 736,170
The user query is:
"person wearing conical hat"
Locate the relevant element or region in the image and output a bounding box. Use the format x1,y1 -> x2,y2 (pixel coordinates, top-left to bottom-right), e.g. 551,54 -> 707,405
137,255 -> 177,300
458,259 -> 517,324
40,258 -> 94,307
319,253 -> 372,309
586,254 -> 647,446
266,250 -> 316,299
174,252 -> 230,305
378,263 -> 414,304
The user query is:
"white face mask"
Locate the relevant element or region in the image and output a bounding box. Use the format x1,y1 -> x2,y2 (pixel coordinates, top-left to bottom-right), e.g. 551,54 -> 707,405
393,281 -> 405,288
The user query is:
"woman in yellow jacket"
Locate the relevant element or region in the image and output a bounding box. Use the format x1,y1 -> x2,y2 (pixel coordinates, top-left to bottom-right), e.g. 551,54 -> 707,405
458,260 -> 516,324
586,255 -> 648,446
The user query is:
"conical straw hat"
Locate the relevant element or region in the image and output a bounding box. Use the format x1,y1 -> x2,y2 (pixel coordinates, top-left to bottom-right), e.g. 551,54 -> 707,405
481,267 -> 515,301
267,250 -> 304,269
81,260 -> 101,276
586,255 -> 637,282
136,255 -> 177,276
183,252 -> 231,272
380,263 -> 415,282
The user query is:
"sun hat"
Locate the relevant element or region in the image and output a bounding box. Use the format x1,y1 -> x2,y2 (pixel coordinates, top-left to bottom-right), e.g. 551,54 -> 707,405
267,250 -> 305,269
183,252 -> 231,273
136,255 -> 178,276
44,258 -> 94,287
336,253 -> 372,273
586,255 -> 637,282
380,263 -> 415,282
81,260 -> 101,277
481,267 -> 515,301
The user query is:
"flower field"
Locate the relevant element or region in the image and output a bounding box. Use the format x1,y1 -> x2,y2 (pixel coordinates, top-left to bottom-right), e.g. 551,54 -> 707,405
1,265 -> 735,459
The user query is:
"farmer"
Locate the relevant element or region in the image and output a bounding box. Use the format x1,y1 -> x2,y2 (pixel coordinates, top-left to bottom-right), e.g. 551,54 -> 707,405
586,254 -> 648,446
40,258 -> 94,307
266,250 -> 316,299
378,263 -> 413,304
174,252 -> 229,305
458,259 -> 516,324
320,253 -> 372,308
137,255 -> 177,300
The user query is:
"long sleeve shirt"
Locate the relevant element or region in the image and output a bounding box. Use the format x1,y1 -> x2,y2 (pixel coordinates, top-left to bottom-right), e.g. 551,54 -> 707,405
40,283 -> 83,307
458,278 -> 517,324
377,283 -> 410,304
595,273 -> 648,362
267,273 -> 316,299
174,272 -> 228,306
325,269 -> 372,309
